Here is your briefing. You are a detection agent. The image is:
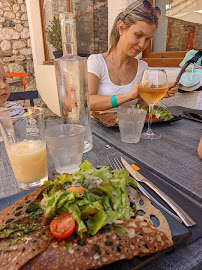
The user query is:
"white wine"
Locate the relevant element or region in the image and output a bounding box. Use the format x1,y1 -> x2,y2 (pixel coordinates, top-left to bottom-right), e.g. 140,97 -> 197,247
138,86 -> 168,105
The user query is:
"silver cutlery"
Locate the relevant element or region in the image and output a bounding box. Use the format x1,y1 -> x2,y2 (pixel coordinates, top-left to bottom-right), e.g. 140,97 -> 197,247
156,100 -> 168,109
121,157 -> 196,227
107,153 -> 182,223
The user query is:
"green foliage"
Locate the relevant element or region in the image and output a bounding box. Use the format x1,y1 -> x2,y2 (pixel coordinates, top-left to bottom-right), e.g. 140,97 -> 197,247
46,16 -> 62,51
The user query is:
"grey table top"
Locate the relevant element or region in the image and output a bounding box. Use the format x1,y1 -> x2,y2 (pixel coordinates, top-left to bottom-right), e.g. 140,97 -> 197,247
92,106 -> 202,205
0,107 -> 202,270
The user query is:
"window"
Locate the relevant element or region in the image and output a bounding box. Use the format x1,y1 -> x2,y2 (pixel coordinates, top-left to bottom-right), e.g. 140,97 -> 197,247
142,0 -> 202,66
39,0 -> 108,63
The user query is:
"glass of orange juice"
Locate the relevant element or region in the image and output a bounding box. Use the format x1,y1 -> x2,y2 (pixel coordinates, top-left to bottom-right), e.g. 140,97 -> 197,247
0,107 -> 48,190
138,69 -> 169,140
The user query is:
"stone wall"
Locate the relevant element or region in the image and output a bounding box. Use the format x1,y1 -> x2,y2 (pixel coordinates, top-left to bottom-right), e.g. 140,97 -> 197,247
0,0 -> 35,87
52,0 -> 67,16
45,0 -> 108,57
73,0 -> 108,56
93,0 -> 108,54
167,17 -> 202,51
0,0 -> 108,89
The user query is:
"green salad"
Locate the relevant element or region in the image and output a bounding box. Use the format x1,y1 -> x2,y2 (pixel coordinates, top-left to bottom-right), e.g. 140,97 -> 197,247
132,105 -> 174,121
34,161 -> 137,239
151,106 -> 174,121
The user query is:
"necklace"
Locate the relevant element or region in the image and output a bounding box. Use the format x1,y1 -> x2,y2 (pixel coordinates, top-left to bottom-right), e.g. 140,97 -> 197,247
111,53 -> 131,83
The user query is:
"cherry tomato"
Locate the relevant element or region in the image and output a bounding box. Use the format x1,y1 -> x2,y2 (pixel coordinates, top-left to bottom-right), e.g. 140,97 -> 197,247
66,187 -> 85,195
50,213 -> 75,239
148,113 -> 156,118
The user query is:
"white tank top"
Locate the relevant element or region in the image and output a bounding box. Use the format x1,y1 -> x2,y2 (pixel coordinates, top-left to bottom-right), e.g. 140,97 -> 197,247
87,53 -> 148,96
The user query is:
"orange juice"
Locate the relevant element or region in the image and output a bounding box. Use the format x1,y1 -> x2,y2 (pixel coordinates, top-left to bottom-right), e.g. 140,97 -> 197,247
138,86 -> 168,105
7,140 -> 48,184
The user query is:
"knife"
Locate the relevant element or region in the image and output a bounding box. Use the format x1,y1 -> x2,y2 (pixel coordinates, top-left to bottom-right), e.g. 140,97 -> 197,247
121,157 -> 196,227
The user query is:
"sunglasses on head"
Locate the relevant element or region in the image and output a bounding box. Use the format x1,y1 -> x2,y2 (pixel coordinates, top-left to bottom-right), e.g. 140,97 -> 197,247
123,0 -> 162,20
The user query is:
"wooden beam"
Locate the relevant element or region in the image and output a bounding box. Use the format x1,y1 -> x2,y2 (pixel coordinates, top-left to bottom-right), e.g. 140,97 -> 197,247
144,51 -> 187,59
66,0 -> 70,12
74,1 -> 107,19
142,58 -> 184,67
38,0 -> 48,61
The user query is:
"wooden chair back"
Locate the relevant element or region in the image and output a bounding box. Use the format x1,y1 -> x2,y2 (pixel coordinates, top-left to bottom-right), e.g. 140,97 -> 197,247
8,90 -> 39,107
6,72 -> 28,91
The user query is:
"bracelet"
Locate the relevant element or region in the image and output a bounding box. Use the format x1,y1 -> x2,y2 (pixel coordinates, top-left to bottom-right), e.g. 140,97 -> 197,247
111,95 -> 118,108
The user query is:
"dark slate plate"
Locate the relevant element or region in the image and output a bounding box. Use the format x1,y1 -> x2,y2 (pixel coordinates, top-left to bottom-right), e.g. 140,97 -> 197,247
92,112 -> 181,128
0,189 -> 191,270
180,110 -> 202,123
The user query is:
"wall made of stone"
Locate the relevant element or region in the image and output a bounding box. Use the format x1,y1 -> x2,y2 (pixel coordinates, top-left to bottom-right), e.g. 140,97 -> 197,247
93,0 -> 108,54
73,0 -> 108,55
167,17 -> 202,51
0,0 -> 35,86
0,0 -> 108,90
52,0 -> 67,16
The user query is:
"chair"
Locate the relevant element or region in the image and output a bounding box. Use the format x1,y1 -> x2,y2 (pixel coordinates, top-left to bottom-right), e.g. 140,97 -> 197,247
6,72 -> 28,91
8,90 -> 39,107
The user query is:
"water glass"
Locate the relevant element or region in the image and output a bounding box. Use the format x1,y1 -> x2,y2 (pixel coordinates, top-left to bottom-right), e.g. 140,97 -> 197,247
0,107 -> 48,190
45,124 -> 85,174
118,107 -> 147,143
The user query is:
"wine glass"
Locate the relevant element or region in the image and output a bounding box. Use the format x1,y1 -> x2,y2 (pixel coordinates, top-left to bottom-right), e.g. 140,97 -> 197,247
138,69 -> 169,140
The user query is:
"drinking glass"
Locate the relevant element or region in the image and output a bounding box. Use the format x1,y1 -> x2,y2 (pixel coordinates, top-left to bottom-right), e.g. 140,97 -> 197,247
0,107 -> 48,190
138,69 -> 169,140
45,124 -> 85,174
118,107 -> 147,143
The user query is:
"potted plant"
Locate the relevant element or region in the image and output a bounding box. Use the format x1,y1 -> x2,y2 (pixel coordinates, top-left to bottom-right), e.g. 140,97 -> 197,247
46,16 -> 63,58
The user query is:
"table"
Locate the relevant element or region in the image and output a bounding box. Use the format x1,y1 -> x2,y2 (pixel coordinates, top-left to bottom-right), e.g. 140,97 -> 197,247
0,106 -> 202,270
92,106 -> 202,204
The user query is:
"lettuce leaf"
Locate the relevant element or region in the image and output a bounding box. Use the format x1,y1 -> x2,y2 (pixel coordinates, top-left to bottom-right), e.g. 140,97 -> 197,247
87,210 -> 106,235
110,179 -> 131,220
41,190 -> 66,218
41,190 -> 81,218
105,211 -> 118,224
68,203 -> 87,238
41,160 -> 137,237
96,165 -> 113,179
80,160 -> 95,175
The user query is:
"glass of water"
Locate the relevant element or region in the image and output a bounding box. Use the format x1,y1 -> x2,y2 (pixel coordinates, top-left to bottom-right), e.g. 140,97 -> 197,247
45,124 -> 85,174
118,107 -> 147,143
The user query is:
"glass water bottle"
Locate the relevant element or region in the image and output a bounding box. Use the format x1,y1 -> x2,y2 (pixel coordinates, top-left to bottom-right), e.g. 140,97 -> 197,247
54,12 -> 93,153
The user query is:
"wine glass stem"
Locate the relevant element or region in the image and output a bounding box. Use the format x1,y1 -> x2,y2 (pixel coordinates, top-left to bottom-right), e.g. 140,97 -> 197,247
147,104 -> 154,134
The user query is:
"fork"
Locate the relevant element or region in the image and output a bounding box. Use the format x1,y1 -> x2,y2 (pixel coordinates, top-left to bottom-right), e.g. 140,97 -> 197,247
156,100 -> 168,109
107,153 -> 182,223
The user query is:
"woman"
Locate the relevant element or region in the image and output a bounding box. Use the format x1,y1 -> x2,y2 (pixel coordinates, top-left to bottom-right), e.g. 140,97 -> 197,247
88,0 -> 177,111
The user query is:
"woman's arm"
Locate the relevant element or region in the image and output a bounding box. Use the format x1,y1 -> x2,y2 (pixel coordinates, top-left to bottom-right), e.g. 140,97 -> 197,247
88,72 -> 139,111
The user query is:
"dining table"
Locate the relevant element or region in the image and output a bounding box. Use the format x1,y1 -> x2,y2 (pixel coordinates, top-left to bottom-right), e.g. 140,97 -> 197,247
0,105 -> 202,270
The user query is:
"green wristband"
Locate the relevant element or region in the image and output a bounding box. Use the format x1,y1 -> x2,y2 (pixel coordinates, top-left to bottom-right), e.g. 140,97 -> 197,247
111,95 -> 118,108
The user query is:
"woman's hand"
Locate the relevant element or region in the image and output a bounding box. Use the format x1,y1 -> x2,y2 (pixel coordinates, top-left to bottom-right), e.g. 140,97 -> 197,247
127,81 -> 139,101
164,82 -> 179,98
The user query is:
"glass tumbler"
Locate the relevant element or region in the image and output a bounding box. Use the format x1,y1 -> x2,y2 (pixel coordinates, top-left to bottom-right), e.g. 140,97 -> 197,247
0,107 -> 48,190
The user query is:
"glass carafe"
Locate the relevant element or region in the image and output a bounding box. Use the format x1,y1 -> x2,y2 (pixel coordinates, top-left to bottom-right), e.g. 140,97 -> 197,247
54,12 -> 93,153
